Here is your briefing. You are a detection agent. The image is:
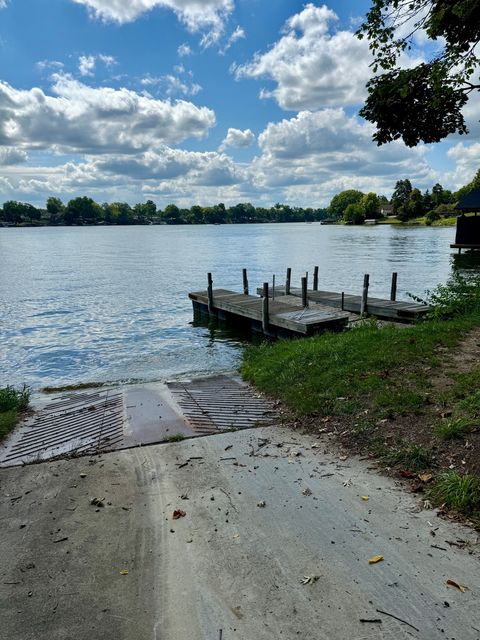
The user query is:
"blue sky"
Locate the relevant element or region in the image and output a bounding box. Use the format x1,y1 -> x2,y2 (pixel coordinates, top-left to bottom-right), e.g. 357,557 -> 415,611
0,0 -> 478,208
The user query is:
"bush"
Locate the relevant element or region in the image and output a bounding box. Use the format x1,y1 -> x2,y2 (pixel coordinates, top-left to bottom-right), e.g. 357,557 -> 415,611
429,472 -> 480,513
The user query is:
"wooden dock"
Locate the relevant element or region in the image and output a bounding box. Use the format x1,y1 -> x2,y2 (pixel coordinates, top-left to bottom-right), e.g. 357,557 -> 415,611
257,286 -> 429,321
189,288 -> 349,337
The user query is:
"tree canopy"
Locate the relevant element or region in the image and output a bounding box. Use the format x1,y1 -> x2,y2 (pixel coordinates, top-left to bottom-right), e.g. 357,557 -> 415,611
358,1 -> 480,146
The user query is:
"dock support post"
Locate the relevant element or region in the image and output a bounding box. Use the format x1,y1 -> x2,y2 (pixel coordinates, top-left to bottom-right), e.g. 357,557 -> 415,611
262,282 -> 269,333
313,266 -> 319,291
242,268 -> 249,295
341,292 -> 345,311
207,272 -> 214,315
272,275 -> 275,301
360,274 -> 369,316
390,272 -> 397,301
301,276 -> 308,308
286,268 -> 291,295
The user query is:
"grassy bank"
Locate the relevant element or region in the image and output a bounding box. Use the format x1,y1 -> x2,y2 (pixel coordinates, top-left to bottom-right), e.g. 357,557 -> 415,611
242,273 -> 480,519
0,385 -> 30,441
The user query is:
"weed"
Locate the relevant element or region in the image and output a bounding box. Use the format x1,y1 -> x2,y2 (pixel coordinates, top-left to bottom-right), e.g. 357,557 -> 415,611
163,433 -> 186,443
435,417 -> 473,440
42,382 -> 104,393
429,472 -> 480,513
0,410 -> 18,440
382,442 -> 433,471
0,385 -> 30,412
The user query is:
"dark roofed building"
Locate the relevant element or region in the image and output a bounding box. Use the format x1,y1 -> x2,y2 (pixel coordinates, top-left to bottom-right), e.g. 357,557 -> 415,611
457,187 -> 480,213
451,188 -> 480,252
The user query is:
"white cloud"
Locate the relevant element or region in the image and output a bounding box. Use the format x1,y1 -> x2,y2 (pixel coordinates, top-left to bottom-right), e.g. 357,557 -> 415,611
0,74 -> 215,154
78,54 -> 117,76
235,3 -> 372,110
446,142 -> 480,189
219,127 -> 255,150
72,0 -> 233,43
252,109 -> 434,200
178,43 -> 193,57
220,25 -> 245,54
79,55 -> 96,76
162,74 -> 202,96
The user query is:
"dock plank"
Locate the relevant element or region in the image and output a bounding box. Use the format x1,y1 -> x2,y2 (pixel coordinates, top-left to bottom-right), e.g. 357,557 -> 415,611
189,289 -> 349,336
256,286 -> 429,321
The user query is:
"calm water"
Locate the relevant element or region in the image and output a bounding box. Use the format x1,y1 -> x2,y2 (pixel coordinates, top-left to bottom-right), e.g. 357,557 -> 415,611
0,223 -> 458,389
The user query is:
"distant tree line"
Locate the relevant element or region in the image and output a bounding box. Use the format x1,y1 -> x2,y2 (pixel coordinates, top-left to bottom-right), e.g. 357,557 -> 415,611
0,197 -> 327,226
327,169 -> 480,225
1,169 -> 478,227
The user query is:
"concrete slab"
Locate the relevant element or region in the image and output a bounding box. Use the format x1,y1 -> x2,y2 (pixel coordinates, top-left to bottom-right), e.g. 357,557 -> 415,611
1,426 -> 479,640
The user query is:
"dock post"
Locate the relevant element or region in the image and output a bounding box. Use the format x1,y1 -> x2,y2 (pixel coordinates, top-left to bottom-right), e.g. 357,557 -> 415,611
286,268 -> 291,295
242,268 -> 249,295
341,292 -> 345,311
360,274 -> 369,316
207,272 -> 214,315
313,266 -> 319,291
301,276 -> 308,308
390,272 -> 398,301
272,274 -> 275,301
262,282 -> 269,333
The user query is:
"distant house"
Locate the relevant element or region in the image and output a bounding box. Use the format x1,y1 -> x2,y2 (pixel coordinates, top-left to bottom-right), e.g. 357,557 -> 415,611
380,203 -> 394,217
450,188 -> 480,252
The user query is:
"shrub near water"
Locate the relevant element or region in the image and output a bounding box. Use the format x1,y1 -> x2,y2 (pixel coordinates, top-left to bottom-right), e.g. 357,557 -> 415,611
0,385 -> 30,440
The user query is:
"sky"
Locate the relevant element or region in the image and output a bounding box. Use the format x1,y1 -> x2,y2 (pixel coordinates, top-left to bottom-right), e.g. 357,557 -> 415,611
0,0 -> 479,209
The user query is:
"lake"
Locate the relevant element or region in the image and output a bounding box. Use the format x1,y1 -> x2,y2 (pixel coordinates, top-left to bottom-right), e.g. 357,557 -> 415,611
0,223 -> 457,390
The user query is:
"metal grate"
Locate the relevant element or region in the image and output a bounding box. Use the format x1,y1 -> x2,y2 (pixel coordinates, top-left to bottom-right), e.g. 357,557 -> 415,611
168,376 -> 277,434
0,390 -> 124,466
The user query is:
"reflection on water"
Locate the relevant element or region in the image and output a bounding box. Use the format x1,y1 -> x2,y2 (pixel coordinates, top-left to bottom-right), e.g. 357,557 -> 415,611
0,223 -> 457,389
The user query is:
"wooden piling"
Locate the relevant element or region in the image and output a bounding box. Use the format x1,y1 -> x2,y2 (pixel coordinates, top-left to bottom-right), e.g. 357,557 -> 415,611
262,282 -> 269,333
341,292 -> 344,311
301,277 -> 308,308
360,274 -> 369,315
242,268 -> 249,295
207,272 -> 214,314
286,268 -> 292,295
313,266 -> 319,291
390,272 -> 398,302
272,274 -> 276,301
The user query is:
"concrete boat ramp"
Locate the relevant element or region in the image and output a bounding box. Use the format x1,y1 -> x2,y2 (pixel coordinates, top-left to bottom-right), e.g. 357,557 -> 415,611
1,426 -> 479,640
0,376 -> 278,467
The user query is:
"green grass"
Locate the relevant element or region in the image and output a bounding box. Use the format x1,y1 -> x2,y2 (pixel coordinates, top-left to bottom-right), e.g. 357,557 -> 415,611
0,410 -> 19,440
435,417 -> 474,440
0,385 -> 30,412
379,441 -> 433,471
242,313 -> 480,418
429,472 -> 480,513
0,385 -> 30,441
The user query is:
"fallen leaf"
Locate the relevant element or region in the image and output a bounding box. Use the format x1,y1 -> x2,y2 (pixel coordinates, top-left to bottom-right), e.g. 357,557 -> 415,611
343,479 -> 353,487
301,575 -> 320,585
368,555 -> 383,564
361,496 -> 369,501
172,509 -> 186,520
418,473 -> 433,483
119,569 -> 129,575
400,470 -> 415,479
302,487 -> 313,496
446,579 -> 467,593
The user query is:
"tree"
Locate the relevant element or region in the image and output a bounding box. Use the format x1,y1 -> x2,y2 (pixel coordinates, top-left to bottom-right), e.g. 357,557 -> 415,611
359,192 -> 381,218
162,203 -> 182,224
358,1 -> 480,146
65,197 -> 102,225
328,190 -> 365,219
343,202 -> 365,225
391,179 -> 412,216
46,197 -> 65,224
